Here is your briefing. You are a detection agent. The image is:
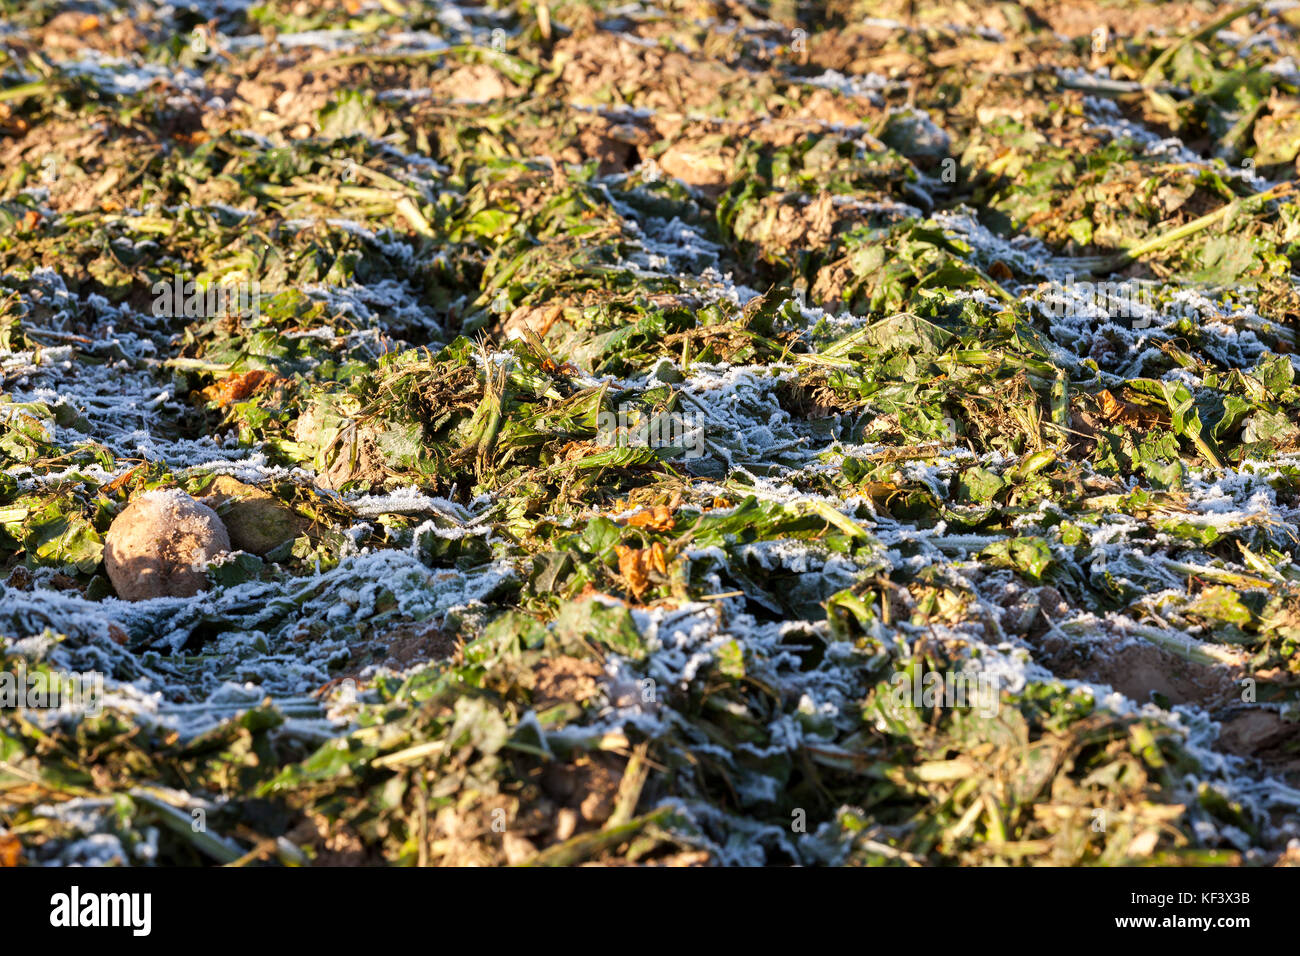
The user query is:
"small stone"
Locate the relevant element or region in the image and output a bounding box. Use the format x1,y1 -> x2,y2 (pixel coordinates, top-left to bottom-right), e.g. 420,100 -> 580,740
554,808 -> 578,842
501,832 -> 537,865
103,490 -> 230,601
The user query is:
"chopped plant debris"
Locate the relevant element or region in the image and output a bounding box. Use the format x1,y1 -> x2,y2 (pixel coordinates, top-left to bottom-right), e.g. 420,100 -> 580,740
3,0 -> 1300,868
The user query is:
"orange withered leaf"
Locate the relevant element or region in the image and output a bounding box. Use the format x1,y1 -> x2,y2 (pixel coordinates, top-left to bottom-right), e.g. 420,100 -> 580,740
626,505 -> 674,532
0,833 -> 22,867
203,369 -> 279,408
616,542 -> 668,599
1096,389 -> 1165,428
101,464 -> 144,496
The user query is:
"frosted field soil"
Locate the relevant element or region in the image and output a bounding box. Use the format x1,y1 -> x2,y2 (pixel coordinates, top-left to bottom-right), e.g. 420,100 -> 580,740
1,0 -> 1300,866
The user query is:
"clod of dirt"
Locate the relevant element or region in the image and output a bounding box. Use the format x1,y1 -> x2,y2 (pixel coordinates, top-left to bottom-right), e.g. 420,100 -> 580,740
103,490 -> 231,601
198,476 -> 305,556
1216,709 -> 1300,774
1037,636 -> 1240,710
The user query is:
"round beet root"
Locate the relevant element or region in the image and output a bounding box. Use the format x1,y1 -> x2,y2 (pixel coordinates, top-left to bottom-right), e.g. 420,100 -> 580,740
104,490 -> 231,601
